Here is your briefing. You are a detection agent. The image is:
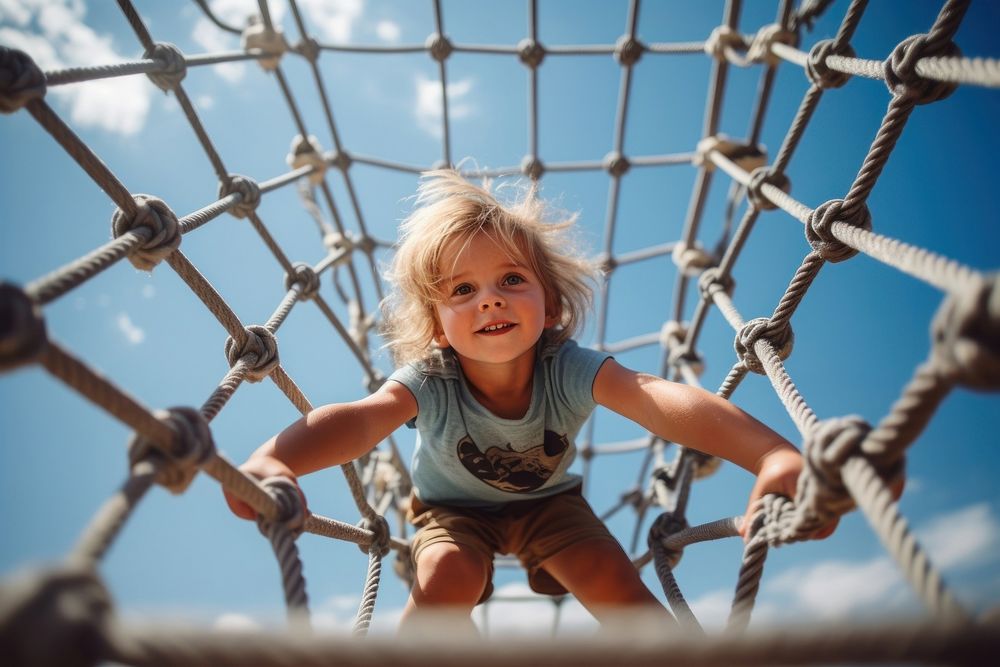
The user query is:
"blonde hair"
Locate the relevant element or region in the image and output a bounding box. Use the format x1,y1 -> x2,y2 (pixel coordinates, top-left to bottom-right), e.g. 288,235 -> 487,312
381,169 -> 596,366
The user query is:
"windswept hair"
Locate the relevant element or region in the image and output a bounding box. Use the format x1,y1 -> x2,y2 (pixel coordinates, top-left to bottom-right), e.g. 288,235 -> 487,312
381,169 -> 597,366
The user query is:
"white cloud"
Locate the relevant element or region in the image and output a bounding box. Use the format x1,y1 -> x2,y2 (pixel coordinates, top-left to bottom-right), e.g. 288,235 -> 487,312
415,74 -> 474,138
311,593 -> 366,634
188,1 -> 292,83
141,284 -> 156,299
917,502 -> 999,570
0,1 -> 151,136
375,20 -> 401,43
196,94 -> 215,110
213,612 -> 261,631
116,312 -> 145,345
767,556 -> 906,621
191,17 -> 245,84
473,582 -> 598,636
0,0 -> 32,26
297,0 -> 362,43
701,503 -> 1000,629
204,0 -> 267,26
687,588 -> 736,631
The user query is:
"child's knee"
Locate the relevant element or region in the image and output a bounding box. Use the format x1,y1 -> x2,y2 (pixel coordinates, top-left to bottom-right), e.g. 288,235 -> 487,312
413,542 -> 489,602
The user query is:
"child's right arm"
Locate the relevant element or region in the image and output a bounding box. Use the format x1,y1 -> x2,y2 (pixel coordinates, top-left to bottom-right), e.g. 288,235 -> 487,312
224,380 -> 417,519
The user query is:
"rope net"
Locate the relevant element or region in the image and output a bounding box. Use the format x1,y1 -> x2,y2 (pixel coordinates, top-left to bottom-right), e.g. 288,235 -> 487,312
1,0 -> 998,663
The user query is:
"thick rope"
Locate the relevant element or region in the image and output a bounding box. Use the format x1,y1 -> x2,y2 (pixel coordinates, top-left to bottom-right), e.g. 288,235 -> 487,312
0,0 -> 996,655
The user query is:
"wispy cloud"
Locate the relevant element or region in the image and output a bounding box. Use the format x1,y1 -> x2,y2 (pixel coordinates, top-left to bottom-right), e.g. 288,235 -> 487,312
415,74 -> 474,138
213,612 -> 261,631
0,0 -> 151,136
116,312 -> 145,345
375,20 -> 401,43
917,502 -> 999,570
690,503 -> 1000,629
297,0 -> 362,43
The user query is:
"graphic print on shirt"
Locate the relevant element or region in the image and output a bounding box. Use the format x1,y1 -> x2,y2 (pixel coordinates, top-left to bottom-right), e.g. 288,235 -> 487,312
456,430 -> 569,492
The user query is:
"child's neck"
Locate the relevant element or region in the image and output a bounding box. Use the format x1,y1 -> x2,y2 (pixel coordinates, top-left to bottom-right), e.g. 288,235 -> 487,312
456,348 -> 536,420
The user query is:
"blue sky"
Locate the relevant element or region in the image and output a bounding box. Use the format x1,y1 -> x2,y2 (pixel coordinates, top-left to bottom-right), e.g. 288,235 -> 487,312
1,0 -> 998,636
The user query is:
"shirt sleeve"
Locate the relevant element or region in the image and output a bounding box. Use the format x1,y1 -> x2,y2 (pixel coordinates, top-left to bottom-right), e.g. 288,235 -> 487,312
550,339 -> 612,417
387,363 -> 440,429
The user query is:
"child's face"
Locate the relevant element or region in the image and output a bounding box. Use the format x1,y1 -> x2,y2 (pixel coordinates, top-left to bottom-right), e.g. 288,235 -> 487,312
433,231 -> 557,368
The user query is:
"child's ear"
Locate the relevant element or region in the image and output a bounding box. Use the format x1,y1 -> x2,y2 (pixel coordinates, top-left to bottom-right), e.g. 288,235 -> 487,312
544,302 -> 561,329
431,310 -> 451,348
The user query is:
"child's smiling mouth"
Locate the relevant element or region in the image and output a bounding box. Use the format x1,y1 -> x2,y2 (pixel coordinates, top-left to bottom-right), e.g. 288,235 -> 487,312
477,322 -> 516,335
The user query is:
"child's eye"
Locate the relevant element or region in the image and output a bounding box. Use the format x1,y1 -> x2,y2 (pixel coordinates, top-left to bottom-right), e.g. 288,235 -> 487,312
503,274 -> 525,286
452,283 -> 474,296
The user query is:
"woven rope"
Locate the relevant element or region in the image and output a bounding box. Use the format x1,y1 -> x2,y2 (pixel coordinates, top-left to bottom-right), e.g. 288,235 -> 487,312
0,0 -> 996,659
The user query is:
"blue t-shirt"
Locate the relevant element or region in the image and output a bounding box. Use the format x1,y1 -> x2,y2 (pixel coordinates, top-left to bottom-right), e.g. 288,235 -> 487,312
388,338 -> 611,508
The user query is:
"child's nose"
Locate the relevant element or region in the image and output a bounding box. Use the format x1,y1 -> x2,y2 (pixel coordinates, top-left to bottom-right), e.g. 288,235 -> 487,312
479,294 -> 505,311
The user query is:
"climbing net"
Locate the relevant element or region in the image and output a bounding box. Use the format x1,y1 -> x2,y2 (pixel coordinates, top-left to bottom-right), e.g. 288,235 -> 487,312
1,0 -> 999,663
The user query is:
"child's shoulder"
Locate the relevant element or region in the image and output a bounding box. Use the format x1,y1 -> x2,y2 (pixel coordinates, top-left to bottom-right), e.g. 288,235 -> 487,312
400,348 -> 460,381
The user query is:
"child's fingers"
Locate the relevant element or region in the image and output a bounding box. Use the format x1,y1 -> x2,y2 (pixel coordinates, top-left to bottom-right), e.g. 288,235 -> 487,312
223,489 -> 258,521
223,455 -> 304,521
811,518 -> 839,540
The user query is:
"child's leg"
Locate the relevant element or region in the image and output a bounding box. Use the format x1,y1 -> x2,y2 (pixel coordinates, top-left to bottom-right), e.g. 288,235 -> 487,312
510,488 -> 675,630
399,541 -> 490,636
540,537 -> 673,626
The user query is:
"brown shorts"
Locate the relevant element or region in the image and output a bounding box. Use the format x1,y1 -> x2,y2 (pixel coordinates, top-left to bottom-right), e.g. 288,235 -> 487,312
407,485 -> 618,603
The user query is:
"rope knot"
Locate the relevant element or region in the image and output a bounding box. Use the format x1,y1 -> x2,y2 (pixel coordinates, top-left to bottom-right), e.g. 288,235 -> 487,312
671,240 -> 712,277
703,25 -> 744,62
805,39 -> 855,89
0,565 -> 112,667
0,46 -> 46,113
353,233 -> 376,256
746,23 -> 797,67
257,476 -> 306,536
287,134 -> 327,185
614,35 -> 644,66
128,407 -> 215,494
797,416 -> 884,531
366,369 -> 386,394
323,231 -> 354,267
110,195 -> 181,271
241,16 -> 288,71
426,33 -> 454,62
218,174 -> 261,219
517,38 -> 545,69
520,154 -> 545,180
698,267 -> 735,301
747,167 -> 790,211
603,151 -> 630,177
297,37 -> 321,64
805,198 -> 871,263
749,493 -> 795,545
667,344 -> 704,377
694,134 -> 766,173
884,33 -> 961,104
692,451 -> 721,479
329,150 -> 352,172
0,282 -> 47,372
735,317 -> 793,375
931,273 -> 1000,391
659,320 -> 688,349
359,515 -> 391,557
143,42 -> 186,92
225,325 -> 279,382
284,262 -> 321,300
648,512 -> 689,570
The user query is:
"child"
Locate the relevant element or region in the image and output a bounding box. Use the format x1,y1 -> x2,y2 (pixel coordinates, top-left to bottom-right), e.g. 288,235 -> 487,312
225,169 -> 817,633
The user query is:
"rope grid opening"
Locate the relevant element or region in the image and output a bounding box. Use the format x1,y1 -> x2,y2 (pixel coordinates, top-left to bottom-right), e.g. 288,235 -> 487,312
1,0 -> 998,664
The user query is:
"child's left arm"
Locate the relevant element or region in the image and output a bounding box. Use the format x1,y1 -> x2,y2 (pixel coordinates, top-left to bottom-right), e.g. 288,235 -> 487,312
592,358 -> 830,539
